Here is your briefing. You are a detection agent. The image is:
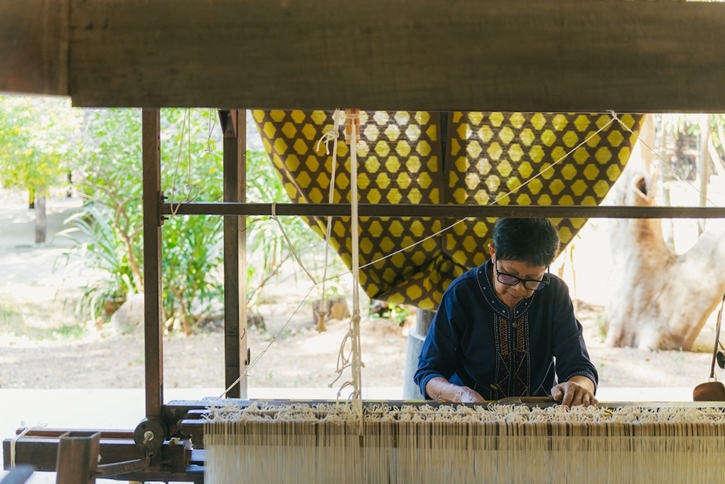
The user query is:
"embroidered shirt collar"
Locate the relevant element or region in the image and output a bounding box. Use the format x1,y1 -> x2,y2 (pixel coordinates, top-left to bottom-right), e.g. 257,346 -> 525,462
477,259 -> 535,318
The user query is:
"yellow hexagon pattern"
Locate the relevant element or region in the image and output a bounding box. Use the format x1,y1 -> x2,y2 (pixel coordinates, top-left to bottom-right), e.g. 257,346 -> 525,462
253,111 -> 642,310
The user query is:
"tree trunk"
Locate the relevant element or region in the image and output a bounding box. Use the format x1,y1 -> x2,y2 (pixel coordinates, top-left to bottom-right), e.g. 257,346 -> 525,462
605,168 -> 725,350
34,195 -> 46,243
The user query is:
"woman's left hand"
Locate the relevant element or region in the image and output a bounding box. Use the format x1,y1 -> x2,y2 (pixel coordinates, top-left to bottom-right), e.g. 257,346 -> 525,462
551,377 -> 598,407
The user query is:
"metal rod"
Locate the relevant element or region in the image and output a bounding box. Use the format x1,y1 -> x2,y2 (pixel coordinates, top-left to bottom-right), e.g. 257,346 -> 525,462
161,202 -> 725,219
142,109 -> 163,419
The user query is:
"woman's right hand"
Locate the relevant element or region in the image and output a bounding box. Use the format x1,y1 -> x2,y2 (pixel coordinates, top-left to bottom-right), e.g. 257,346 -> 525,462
457,386 -> 486,403
426,377 -> 486,403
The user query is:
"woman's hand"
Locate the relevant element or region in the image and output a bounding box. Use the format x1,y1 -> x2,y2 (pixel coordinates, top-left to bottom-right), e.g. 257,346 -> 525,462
426,377 -> 486,403
551,376 -> 597,407
457,386 -> 486,403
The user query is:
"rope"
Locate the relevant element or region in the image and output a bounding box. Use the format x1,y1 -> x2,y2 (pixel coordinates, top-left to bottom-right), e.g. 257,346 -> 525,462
315,109 -> 343,330
168,108 -> 203,216
346,109 -> 364,422
270,202 -> 317,286
10,422 -> 46,468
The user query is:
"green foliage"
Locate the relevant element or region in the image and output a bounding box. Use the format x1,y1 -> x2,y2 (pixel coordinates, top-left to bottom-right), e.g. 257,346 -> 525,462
64,108 -> 225,334
371,302 -> 411,326
0,95 -> 82,196
60,108 -> 343,334
57,204 -> 138,319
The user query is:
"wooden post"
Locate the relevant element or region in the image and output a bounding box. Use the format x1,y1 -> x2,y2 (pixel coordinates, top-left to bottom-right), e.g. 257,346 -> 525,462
220,109 -> 248,398
142,109 -> 164,418
55,431 -> 100,484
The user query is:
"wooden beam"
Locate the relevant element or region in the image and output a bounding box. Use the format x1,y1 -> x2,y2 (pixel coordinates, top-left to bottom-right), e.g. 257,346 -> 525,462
61,0 -> 725,111
221,109 -> 248,399
0,0 -> 68,96
160,202 -> 725,220
3,0 -> 725,111
142,109 -> 164,420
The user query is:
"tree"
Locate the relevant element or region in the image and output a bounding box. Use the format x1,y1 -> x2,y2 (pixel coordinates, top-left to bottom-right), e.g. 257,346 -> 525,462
605,115 -> 725,350
0,95 -> 83,242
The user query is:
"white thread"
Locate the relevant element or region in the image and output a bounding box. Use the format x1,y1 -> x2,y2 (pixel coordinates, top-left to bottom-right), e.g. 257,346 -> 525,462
270,204 -> 317,285
169,109 -> 203,217
219,284 -> 318,398
346,110 -> 364,421
10,422 -> 46,467
318,109 -> 343,316
205,108 -> 217,155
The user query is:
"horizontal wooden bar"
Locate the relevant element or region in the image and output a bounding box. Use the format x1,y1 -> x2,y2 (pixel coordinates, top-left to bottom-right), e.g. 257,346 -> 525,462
2,437 -> 197,482
5,0 -> 725,111
62,0 -> 725,111
162,202 -> 725,219
3,438 -> 144,472
16,429 -> 134,439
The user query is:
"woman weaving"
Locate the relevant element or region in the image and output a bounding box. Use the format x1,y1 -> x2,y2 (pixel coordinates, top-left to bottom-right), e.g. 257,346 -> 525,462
415,218 -> 598,407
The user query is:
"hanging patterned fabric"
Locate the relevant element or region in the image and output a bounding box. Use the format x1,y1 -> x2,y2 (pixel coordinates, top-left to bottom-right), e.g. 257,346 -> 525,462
253,110 -> 642,310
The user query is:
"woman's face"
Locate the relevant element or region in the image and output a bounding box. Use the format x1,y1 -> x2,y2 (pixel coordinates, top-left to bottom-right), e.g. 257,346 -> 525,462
488,245 -> 548,308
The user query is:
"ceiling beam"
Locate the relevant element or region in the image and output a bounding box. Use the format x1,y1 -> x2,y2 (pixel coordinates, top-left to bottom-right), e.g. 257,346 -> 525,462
3,0 -> 725,111
0,0 -> 68,97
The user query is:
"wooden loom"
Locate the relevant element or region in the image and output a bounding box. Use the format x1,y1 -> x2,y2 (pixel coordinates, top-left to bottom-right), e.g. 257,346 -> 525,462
4,0 -> 725,482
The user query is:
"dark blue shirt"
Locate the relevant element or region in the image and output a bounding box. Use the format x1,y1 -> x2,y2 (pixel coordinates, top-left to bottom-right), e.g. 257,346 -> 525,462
414,259 -> 598,400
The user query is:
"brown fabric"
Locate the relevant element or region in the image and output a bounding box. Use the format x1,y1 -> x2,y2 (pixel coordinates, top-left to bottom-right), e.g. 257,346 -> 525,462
254,110 -> 642,310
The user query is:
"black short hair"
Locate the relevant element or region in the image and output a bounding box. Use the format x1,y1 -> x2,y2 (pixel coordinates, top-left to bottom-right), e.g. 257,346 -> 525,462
491,218 -> 560,267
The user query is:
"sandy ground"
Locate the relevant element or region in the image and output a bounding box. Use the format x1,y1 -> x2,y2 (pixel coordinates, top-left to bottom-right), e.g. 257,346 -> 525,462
0,189 -> 723,482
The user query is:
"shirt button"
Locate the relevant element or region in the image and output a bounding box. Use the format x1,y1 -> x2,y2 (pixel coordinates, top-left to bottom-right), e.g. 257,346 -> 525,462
512,322 -> 518,328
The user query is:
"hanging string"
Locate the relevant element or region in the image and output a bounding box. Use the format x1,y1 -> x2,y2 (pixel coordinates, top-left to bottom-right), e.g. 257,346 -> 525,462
314,109 -> 344,332
345,109 -> 364,421
169,109 -> 190,216
219,283 -> 318,398
270,202 -> 318,286
168,108 -> 202,216
205,108 -> 217,155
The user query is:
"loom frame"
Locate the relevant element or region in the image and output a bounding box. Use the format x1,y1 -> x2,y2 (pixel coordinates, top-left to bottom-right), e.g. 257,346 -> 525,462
5,0 -> 725,480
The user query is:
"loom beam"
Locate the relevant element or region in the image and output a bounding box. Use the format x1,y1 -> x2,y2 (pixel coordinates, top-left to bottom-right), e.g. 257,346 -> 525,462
5,399 -> 725,480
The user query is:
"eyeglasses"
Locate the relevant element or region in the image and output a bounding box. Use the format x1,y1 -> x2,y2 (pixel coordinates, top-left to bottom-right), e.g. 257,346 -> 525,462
494,259 -> 550,291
